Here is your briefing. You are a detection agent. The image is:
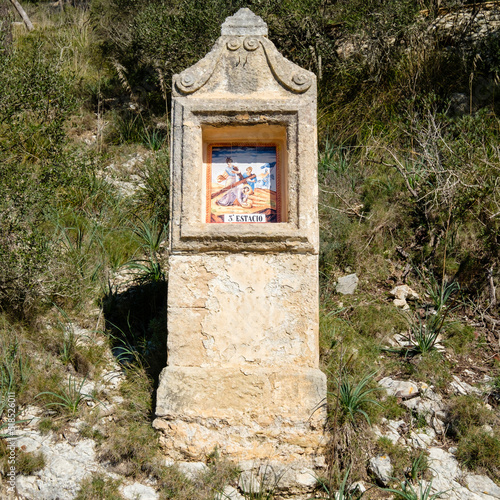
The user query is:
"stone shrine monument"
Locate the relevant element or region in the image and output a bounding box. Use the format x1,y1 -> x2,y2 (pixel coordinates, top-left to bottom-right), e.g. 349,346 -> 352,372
154,8 -> 327,490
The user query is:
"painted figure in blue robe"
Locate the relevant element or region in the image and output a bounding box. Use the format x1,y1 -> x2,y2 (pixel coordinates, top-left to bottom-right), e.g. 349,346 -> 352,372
243,167 -> 257,192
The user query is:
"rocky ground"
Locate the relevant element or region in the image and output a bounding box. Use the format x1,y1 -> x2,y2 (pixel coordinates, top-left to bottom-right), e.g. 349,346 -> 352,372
8,356 -> 500,499
372,376 -> 500,499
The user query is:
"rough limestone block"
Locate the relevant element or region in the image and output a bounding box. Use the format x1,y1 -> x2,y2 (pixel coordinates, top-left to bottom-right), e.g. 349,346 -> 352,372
166,253 -> 319,368
156,366 -> 326,424
369,455 -> 393,485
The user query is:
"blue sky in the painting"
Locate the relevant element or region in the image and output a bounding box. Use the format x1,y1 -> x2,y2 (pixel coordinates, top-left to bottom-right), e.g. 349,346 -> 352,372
211,146 -> 277,191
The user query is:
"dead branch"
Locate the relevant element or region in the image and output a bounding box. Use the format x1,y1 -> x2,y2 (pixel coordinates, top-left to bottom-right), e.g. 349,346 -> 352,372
371,151 -> 419,198
488,265 -> 497,308
9,0 -> 34,31
319,186 -> 367,219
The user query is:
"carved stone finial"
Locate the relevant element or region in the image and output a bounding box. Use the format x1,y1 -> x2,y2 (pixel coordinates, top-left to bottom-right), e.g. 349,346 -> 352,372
175,8 -> 314,95
221,8 -> 268,36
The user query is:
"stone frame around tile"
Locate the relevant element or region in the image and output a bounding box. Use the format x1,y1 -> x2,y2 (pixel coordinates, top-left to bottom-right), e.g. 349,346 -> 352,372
169,97 -> 318,254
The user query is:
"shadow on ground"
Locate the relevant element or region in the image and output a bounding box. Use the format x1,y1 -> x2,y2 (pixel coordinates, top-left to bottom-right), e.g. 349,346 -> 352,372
100,279 -> 168,401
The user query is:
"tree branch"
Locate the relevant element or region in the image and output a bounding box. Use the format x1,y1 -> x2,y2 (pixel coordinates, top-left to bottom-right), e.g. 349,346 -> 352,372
9,0 -> 34,32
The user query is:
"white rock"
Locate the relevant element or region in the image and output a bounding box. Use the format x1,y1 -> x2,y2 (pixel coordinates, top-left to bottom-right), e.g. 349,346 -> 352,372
336,274 -> 359,295
368,455 -> 393,485
466,474 -> 500,498
16,476 -> 39,499
450,375 -> 482,396
295,468 -> 317,487
19,405 -> 43,420
215,485 -> 245,500
177,461 -> 208,480
387,419 -> 406,432
121,482 -> 159,500
15,433 -> 100,500
410,429 -> 435,448
431,416 -> 446,435
428,447 -> 461,478
374,420 -> 403,444
482,424 -> 495,437
237,460 -> 254,472
373,425 -> 400,445
350,481 -> 366,494
420,386 -> 443,404
394,298 -> 410,309
379,377 -> 419,398
392,333 -> 412,347
16,433 -> 44,453
80,381 -> 96,397
390,285 -> 419,301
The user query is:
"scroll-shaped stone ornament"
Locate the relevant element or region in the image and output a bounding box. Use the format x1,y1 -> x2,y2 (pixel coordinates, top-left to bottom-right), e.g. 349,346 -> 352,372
175,39 -> 225,94
243,36 -> 259,51
260,37 -> 312,93
226,37 -> 242,51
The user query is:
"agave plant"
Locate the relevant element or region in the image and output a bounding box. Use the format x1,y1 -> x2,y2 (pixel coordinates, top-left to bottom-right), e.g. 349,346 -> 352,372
36,375 -> 100,417
312,467 -> 364,500
382,479 -> 445,500
125,215 -> 167,284
331,370 -> 381,426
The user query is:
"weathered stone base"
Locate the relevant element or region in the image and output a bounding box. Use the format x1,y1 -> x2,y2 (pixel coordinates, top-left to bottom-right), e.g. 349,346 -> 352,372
156,251 -> 327,493
156,366 -> 326,422
154,366 -> 327,473
153,418 -> 326,497
153,413 -> 326,462
166,253 -> 321,370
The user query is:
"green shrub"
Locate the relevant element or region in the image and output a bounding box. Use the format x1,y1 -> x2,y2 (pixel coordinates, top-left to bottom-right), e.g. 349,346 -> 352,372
76,474 -> 123,500
444,323 -> 476,354
16,450 -> 46,476
376,438 -> 429,483
0,443 -> 44,478
91,0 -> 338,111
135,150 -> 170,225
447,395 -> 492,439
351,304 -> 407,340
456,429 -> 500,475
0,35 -> 92,319
38,418 -> 61,435
381,395 -> 406,421
398,350 -> 453,390
97,366 -> 160,477
376,438 -> 409,482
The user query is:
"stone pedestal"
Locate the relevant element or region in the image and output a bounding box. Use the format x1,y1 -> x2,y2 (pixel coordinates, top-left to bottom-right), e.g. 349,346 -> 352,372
155,254 -> 326,463
154,8 -> 327,492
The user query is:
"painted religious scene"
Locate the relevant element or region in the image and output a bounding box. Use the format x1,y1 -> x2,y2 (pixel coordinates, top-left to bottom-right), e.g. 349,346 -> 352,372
206,144 -> 281,223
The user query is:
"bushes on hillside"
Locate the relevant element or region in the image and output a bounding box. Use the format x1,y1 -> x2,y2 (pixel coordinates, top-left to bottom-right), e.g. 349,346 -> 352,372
0,36 -> 96,319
